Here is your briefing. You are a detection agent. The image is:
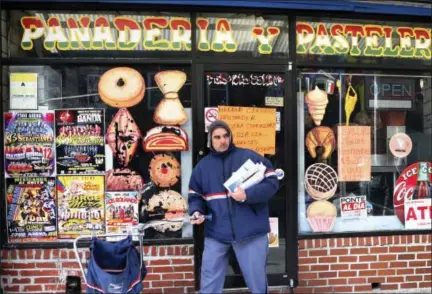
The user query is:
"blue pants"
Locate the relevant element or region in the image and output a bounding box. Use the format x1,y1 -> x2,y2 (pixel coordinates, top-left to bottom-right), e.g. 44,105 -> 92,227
200,234 -> 269,294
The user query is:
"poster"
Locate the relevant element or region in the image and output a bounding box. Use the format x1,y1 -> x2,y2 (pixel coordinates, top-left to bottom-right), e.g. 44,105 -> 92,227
394,162 -> 432,226
106,191 -> 139,241
9,73 -> 38,110
337,126 -> 371,182
5,177 -> 57,242
57,175 -> 105,239
218,106 -> 276,155
340,194 -> 367,219
4,111 -> 56,177
268,217 -> 279,247
55,109 -> 105,174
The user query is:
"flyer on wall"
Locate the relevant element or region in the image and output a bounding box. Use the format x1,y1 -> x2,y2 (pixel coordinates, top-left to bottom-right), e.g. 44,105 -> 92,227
57,175 -> 105,239
105,191 -> 139,241
55,109 -> 105,174
3,111 -> 56,177
5,177 -> 57,243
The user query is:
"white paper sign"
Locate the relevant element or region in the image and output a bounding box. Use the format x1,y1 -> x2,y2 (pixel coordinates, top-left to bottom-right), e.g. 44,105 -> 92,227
404,199 -> 431,230
340,194 -> 368,219
204,107 -> 218,133
9,73 -> 38,110
276,111 -> 280,131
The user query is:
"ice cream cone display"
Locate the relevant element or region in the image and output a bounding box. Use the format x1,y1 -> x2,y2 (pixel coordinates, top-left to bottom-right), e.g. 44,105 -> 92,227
344,83 -> 358,126
305,86 -> 329,126
153,70 -> 188,125
98,67 -> 145,108
307,200 -> 337,232
304,163 -> 338,201
305,126 -> 336,159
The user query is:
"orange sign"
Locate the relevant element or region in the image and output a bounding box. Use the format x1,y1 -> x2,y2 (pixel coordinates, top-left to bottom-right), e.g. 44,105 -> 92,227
218,106 -> 276,155
337,126 -> 371,182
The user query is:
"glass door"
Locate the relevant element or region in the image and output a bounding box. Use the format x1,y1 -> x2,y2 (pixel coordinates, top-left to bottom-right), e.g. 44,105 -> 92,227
193,63 -> 297,289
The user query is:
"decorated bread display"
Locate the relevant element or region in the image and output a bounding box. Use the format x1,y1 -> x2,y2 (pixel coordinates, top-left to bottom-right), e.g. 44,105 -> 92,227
149,154 -> 180,187
306,126 -> 336,159
98,67 -> 145,108
146,190 -> 187,232
106,168 -> 144,191
306,200 -> 337,232
305,86 -> 328,126
106,108 -> 142,166
153,70 -> 188,125
304,163 -> 338,201
143,126 -> 188,152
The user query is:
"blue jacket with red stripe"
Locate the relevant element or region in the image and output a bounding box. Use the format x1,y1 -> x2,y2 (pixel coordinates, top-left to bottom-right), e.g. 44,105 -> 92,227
188,145 -> 279,243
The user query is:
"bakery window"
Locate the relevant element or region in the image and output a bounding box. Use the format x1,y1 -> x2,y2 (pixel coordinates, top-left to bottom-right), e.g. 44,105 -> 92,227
2,64 -> 193,243
297,69 -> 432,234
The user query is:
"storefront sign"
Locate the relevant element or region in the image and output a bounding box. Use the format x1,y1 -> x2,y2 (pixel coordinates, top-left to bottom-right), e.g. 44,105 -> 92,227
337,126 -> 371,182
340,194 -> 367,219
206,73 -> 284,87
218,106 -> 276,155
297,22 -> 431,60
365,77 -> 415,109
9,73 -> 38,110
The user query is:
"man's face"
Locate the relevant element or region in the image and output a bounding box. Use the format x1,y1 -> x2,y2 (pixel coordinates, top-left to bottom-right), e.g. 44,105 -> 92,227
211,127 -> 230,152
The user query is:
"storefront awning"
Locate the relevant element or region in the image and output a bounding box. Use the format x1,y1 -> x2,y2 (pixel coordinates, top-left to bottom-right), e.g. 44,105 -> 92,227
2,0 -> 432,17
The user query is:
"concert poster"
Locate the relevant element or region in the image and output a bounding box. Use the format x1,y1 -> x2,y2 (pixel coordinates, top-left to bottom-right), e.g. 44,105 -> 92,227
105,191 -> 139,240
3,112 -> 55,177
55,109 -> 105,174
5,177 -> 57,242
57,175 -> 105,239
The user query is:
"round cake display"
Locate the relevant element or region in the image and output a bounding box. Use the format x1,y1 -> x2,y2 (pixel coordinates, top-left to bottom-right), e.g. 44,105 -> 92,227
304,163 -> 338,200
149,154 -> 180,187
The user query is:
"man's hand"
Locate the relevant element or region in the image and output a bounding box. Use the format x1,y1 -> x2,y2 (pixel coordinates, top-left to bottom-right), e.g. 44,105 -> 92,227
190,211 -> 205,225
229,186 -> 247,202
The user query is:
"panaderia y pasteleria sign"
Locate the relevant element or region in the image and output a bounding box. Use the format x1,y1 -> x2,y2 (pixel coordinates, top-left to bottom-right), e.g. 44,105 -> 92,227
20,14 -> 431,60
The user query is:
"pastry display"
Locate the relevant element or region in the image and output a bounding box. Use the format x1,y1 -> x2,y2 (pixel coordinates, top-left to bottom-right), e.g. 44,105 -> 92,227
305,86 -> 329,126
106,108 -> 142,166
106,168 -> 144,191
146,190 -> 187,232
143,126 -> 188,152
98,67 -> 145,108
344,83 -> 358,126
307,200 -> 337,232
149,154 -> 180,187
304,163 -> 338,200
153,70 -> 188,125
305,126 -> 336,159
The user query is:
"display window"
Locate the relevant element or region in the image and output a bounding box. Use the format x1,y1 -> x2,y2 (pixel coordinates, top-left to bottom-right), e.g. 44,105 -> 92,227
2,64 -> 193,243
297,70 -> 431,234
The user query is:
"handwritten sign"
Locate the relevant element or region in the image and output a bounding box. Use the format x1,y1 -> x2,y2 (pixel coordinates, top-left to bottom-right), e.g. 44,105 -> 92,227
337,126 -> 371,182
218,106 -> 276,155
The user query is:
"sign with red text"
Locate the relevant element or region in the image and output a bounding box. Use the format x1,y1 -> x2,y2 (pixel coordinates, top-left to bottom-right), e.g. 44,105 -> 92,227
394,162 -> 432,225
404,199 -> 431,229
340,195 -> 367,219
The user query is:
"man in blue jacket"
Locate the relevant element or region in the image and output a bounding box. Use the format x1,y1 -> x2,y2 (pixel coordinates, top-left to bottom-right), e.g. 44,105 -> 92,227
188,120 -> 279,294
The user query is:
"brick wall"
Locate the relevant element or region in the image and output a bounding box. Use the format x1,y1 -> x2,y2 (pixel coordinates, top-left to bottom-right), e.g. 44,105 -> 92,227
0,245 -> 195,294
296,234 -> 432,293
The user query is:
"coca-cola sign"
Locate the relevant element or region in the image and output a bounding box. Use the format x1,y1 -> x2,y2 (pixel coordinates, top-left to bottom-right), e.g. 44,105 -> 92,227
393,162 -> 432,224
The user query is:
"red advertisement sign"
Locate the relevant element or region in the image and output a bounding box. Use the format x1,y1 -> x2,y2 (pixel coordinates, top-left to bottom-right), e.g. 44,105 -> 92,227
394,162 -> 432,225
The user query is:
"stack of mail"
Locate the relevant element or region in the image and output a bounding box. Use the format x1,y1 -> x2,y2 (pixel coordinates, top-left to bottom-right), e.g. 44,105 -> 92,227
224,159 -> 267,193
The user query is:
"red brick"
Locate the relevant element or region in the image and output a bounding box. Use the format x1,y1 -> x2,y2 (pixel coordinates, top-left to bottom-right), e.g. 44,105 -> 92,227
348,278 -> 366,284
400,282 -> 418,289
299,265 -> 309,272
299,272 -> 317,279
150,260 -> 170,266
163,273 -> 184,280
331,264 -> 349,270
398,254 -> 416,260
419,282 -> 432,288
370,247 -> 388,254
299,251 -> 307,257
0,270 -> 19,276
406,275 -> 422,282
354,285 -> 372,292
299,257 -> 317,264
368,277 -> 385,283
309,249 -> 327,256
173,280 -> 194,287
34,249 -> 42,259
359,270 -> 377,276
4,286 -> 20,292
13,262 -> 37,269
298,241 -> 306,249
23,285 -> 42,291
351,263 -> 368,270
1,263 -> 13,269
339,271 -> 357,277
387,276 -> 404,283
293,287 -> 315,293
407,245 -> 425,252
34,277 -> 57,284
328,278 -> 347,285
379,254 -> 397,261
380,284 -> 399,290
11,250 -> 17,259
308,279 -> 327,286
410,260 -> 427,267
145,274 -> 161,281
332,286 -> 353,292
44,284 -> 66,291
330,249 -> 348,255
61,261 -> 80,268
417,253 -> 432,260
61,251 -> 68,259
159,247 -> 166,256
171,259 -> 192,265
359,255 -> 376,262
173,265 -> 194,272
389,246 -> 406,253
378,269 -> 396,276
398,268 -> 414,275
151,266 -> 174,273
350,248 -> 368,254
416,268 -> 431,274
19,250 -> 25,259
318,256 -> 337,263
151,281 -> 174,287
318,272 -> 337,278
11,278 -> 31,284
390,261 -> 407,267
380,236 -> 388,245
370,262 -> 388,269
51,249 -> 60,258
310,265 -> 329,271
339,256 -> 357,262
37,262 -> 57,268
163,287 -> 186,293
1,250 -> 8,259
